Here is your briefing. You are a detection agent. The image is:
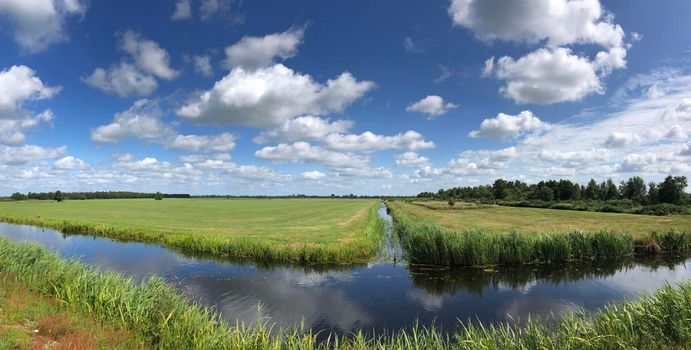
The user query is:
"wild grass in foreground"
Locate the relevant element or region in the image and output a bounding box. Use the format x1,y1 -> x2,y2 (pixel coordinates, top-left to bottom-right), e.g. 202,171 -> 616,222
1,238 -> 690,349
389,203 -> 690,267
0,201 -> 385,265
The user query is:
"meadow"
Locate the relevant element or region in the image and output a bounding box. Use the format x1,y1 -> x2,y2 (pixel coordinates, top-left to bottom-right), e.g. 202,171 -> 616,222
0,198 -> 384,264
389,201 -> 690,267
395,200 -> 691,240
1,237 -> 690,349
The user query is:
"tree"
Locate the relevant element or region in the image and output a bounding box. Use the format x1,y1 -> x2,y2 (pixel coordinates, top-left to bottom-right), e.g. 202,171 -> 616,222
584,179 -> 598,200
492,179 -> 508,200
154,191 -> 163,200
620,176 -> 647,202
658,176 -> 688,205
601,179 -> 619,200
448,199 -> 455,207
10,192 -> 24,201
54,190 -> 63,202
647,182 -> 659,204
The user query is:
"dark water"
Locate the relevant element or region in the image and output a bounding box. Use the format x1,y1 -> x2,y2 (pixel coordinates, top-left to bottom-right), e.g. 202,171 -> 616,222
0,203 -> 689,336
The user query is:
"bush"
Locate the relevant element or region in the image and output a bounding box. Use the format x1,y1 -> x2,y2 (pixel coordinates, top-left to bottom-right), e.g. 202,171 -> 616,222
638,203 -> 689,216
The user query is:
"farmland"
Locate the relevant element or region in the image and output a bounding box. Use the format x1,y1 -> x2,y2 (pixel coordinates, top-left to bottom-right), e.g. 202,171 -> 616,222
0,198 -> 383,264
391,201 -> 691,240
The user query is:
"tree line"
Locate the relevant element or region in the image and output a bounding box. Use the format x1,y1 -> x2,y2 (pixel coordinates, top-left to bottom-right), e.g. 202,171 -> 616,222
9,191 -> 190,201
418,175 -> 689,212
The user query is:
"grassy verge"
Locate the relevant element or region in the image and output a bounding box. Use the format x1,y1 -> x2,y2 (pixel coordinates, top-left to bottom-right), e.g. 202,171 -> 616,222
0,201 -> 385,265
389,202 -> 690,267
1,238 -> 690,349
0,273 -> 148,349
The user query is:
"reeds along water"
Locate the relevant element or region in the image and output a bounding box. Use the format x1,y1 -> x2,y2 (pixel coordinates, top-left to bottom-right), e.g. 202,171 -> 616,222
0,203 -> 386,265
1,237 -> 690,349
388,206 -> 690,267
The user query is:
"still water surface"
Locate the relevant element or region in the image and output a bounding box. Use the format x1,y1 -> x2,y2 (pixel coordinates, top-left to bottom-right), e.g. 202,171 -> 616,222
0,203 -> 689,335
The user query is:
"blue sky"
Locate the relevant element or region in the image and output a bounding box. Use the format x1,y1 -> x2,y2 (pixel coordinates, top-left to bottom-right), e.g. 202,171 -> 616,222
0,0 -> 690,195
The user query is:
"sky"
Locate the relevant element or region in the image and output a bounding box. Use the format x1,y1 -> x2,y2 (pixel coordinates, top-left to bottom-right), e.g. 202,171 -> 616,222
0,0 -> 690,196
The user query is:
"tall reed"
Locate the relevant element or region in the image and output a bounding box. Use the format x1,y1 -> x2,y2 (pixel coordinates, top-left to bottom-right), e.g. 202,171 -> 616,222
389,204 -> 689,267
0,238 -> 690,349
0,203 -> 385,265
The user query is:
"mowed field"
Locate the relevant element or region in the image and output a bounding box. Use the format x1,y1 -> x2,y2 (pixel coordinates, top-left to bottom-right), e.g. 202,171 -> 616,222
390,201 -> 691,239
0,199 -> 378,245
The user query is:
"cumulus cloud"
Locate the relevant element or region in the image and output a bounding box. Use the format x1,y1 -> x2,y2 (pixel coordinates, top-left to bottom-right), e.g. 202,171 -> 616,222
323,131 -> 435,152
452,0 -> 628,104
448,0 -> 624,48
54,155 -> 88,169
395,152 -> 429,167
83,31 -> 178,97
91,99 -> 236,153
0,0 -> 86,53
302,170 -> 325,180
224,27 -> 304,70
0,65 -> 60,146
469,110 -> 550,140
171,0 -> 192,20
255,142 -> 369,170
192,54 -> 213,77
119,30 -> 179,80
177,64 -> 374,127
406,95 -> 459,118
254,116 -> 353,144
0,144 -> 66,165
0,65 -> 61,114
82,63 -> 158,98
603,132 -> 640,148
199,0 -> 231,21
485,48 -> 614,104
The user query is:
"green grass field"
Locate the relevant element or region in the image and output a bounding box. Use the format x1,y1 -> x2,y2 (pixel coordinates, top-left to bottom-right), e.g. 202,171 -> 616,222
0,198 -> 383,264
391,201 -> 691,240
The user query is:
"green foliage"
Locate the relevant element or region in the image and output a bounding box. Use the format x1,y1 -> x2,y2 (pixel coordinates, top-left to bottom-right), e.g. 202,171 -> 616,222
448,199 -> 455,207
0,200 -> 385,265
389,204 -> 688,267
154,191 -> 163,200
54,190 -> 63,202
1,238 -> 691,349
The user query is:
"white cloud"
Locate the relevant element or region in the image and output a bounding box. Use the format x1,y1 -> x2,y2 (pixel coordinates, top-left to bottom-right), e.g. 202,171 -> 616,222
0,144 -> 66,165
0,65 -> 60,114
538,148 -> 610,167
302,170 -> 325,180
469,110 -> 550,140
254,116 -> 353,143
0,65 -> 60,146
177,64 -> 374,127
227,164 -> 285,181
167,133 -> 236,153
487,48 -> 611,104
224,27 -> 304,70
448,0 -> 624,48
82,63 -> 158,98
406,95 -> 458,118
83,31 -> 178,97
255,142 -> 369,170
171,0 -> 192,20
91,99 -> 235,154
0,0 -> 86,53
323,130 -> 435,152
395,152 -> 429,167
403,37 -> 416,52
119,30 -> 179,80
54,155 -> 88,169
91,99 -> 173,144
192,55 -> 213,77
199,0 -> 230,21
603,132 -> 640,148
448,147 -> 517,173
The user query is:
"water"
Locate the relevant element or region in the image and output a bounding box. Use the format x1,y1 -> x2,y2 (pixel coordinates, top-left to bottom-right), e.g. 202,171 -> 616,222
0,203 -> 689,336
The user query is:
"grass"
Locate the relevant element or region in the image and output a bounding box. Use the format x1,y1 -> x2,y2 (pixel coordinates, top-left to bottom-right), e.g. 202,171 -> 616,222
0,273 -> 148,349
389,201 -> 690,267
392,200 -> 691,241
0,198 -> 385,264
1,237 -> 690,349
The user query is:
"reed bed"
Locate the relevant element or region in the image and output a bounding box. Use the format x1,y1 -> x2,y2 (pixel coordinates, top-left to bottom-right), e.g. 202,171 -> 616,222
389,204 -> 690,267
1,237 -> 690,349
0,203 -> 385,265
